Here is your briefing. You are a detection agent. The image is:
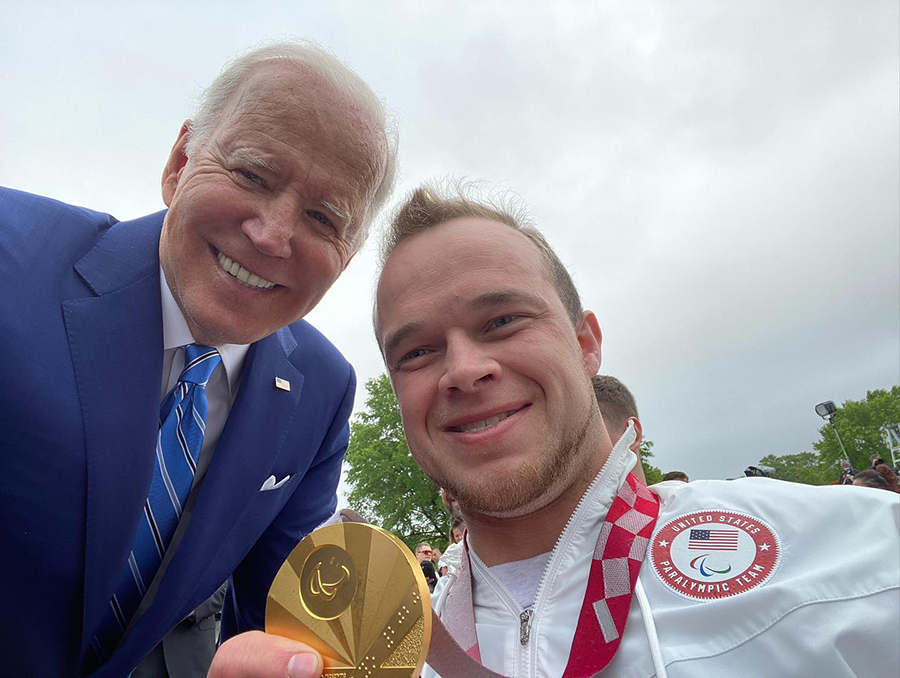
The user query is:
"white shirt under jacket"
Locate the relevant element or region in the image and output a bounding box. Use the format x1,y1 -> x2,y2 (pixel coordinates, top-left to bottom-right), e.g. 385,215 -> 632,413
159,268 -> 249,473
426,427 -> 900,678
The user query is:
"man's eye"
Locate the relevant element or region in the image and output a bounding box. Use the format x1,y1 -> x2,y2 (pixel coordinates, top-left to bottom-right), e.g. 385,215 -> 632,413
308,211 -> 334,228
402,348 -> 428,362
492,315 -> 516,328
238,169 -> 263,185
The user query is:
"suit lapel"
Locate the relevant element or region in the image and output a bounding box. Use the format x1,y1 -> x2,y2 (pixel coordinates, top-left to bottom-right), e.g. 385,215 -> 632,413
64,211 -> 166,660
195,326 -> 306,514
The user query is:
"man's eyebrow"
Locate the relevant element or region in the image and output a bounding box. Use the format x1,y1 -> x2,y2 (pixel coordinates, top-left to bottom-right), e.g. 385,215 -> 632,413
470,290 -> 545,310
319,200 -> 351,224
383,320 -> 425,359
229,151 -> 279,173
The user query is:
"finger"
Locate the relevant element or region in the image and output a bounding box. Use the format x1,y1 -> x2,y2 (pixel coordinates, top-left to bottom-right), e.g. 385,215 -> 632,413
208,631 -> 323,678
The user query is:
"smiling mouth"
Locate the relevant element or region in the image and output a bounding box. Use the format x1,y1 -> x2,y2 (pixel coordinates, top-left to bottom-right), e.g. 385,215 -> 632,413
450,410 -> 518,433
216,250 -> 276,289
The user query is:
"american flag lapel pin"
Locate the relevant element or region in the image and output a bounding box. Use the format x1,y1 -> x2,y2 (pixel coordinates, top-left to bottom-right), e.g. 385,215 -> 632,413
274,376 -> 291,392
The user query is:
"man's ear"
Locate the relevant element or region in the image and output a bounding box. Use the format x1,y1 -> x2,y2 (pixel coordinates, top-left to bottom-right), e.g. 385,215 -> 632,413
576,310 -> 602,376
161,122 -> 191,206
628,416 -> 643,452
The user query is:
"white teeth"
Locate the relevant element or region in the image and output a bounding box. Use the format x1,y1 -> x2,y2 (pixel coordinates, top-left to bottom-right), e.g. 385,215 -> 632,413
216,251 -> 275,289
454,411 -> 514,433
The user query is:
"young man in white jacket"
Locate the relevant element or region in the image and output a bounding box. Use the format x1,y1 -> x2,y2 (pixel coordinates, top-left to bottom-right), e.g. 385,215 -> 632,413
372,184 -> 900,678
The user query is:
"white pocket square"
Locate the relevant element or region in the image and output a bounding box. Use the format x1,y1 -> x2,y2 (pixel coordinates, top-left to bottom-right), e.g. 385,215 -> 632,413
260,474 -> 291,492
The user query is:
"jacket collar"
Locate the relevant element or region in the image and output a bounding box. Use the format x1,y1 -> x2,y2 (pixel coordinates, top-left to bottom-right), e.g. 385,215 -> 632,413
463,425 -> 639,675
74,210 -> 165,295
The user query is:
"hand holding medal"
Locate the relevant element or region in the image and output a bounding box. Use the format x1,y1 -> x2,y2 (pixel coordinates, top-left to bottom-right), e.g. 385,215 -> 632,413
265,522 -> 432,677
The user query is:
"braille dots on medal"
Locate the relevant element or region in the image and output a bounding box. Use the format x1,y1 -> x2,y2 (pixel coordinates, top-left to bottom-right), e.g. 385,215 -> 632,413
383,623 -> 396,649
358,654 -> 377,677
381,603 -> 412,651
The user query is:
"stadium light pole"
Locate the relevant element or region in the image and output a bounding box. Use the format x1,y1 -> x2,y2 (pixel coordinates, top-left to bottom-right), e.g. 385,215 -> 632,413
815,400 -> 851,464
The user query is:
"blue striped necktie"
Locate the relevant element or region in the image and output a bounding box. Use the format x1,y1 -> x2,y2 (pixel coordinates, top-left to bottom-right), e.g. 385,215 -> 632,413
89,344 -> 221,664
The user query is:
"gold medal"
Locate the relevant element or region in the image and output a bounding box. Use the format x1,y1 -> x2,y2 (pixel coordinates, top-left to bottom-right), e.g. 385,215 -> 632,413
266,522 -> 432,677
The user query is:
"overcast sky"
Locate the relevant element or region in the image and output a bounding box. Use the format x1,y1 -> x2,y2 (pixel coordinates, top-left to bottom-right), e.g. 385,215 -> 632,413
2,1 -> 897,490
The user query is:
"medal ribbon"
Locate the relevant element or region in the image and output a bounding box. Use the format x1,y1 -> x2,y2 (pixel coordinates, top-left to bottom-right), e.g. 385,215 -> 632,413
439,472 -> 659,678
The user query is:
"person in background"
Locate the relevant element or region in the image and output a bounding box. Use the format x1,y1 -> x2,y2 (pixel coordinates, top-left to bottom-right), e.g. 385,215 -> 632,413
439,519 -> 466,576
591,374 -> 647,484
853,470 -> 890,490
417,544 -> 439,593
450,518 -> 466,545
662,471 -> 689,483
415,542 -> 433,564
839,459 -> 857,485
874,464 -> 900,492
436,490 -> 466,578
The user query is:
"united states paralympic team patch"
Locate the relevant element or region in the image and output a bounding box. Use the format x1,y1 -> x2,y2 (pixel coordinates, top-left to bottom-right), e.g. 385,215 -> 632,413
649,509 -> 781,600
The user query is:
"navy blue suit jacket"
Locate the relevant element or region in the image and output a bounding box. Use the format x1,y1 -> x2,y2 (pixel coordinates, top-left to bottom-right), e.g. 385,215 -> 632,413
0,187 -> 355,676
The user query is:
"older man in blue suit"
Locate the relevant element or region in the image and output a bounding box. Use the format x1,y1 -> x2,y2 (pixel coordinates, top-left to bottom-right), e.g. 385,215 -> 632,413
0,41 -> 396,677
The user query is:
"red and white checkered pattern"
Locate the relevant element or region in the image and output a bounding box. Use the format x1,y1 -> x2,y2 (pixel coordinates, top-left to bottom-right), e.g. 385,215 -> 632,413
440,473 -> 659,678
562,473 -> 659,677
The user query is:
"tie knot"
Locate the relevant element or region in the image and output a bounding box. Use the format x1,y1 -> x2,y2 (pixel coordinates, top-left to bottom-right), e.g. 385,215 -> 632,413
179,344 -> 222,385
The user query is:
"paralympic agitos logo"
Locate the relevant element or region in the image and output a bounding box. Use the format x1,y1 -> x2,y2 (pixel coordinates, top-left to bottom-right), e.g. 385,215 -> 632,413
690,554 -> 732,577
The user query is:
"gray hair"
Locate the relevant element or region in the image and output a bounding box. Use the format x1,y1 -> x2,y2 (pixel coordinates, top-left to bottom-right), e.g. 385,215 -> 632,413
186,39 -> 398,249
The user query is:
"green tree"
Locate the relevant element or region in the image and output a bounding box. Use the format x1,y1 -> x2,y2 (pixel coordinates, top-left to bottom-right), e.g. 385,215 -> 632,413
344,374 -> 448,550
813,387 -> 900,471
756,386 -> 900,484
757,451 -> 833,486
639,440 -> 664,485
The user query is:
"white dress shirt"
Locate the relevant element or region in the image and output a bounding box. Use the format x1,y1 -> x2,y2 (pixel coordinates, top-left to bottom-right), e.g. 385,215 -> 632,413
159,269 -> 250,480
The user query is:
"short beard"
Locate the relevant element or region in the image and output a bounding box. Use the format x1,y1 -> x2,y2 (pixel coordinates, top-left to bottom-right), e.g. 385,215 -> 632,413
432,401 -> 598,518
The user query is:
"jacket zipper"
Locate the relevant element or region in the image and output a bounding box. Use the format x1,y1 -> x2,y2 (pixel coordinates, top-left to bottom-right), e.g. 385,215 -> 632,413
466,425 -> 636,677
523,425 -> 636,675
519,609 -> 533,645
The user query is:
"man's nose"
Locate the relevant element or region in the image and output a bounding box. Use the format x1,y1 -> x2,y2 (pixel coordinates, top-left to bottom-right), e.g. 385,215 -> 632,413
241,201 -> 294,258
438,335 -> 502,393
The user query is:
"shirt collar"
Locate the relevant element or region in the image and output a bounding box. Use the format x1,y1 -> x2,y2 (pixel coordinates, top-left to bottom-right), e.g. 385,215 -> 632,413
160,267 -> 250,394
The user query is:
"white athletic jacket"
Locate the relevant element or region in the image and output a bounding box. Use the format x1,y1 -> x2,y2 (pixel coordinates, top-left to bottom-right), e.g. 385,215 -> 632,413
426,428 -> 900,677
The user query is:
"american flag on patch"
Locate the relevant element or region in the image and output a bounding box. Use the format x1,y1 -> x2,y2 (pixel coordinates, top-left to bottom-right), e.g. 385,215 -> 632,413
688,529 -> 739,551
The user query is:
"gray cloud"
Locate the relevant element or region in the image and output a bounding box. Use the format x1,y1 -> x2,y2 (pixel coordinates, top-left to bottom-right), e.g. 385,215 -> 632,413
2,0 -> 897,486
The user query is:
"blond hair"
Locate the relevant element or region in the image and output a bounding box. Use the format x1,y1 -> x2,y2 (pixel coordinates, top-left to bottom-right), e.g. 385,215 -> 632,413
379,181 -> 582,327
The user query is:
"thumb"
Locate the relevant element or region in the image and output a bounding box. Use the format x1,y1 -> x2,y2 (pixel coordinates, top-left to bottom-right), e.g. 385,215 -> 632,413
209,631 -> 323,678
